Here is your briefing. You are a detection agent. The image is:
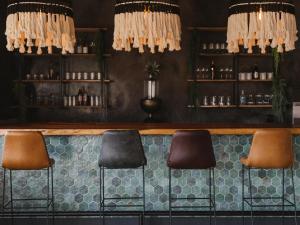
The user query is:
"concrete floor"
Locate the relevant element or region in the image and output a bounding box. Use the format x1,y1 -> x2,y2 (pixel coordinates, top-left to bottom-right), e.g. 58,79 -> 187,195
0,216 -> 298,225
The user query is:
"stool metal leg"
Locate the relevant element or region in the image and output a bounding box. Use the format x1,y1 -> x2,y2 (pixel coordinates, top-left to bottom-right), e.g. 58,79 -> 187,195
282,169 -> 285,225
169,168 -> 172,225
248,168 -> 254,225
242,165 -> 245,225
212,168 -> 216,225
102,167 -> 105,225
142,166 -> 146,225
46,168 -> 50,225
291,168 -> 297,225
9,170 -> 14,225
2,169 -> 6,213
209,168 -> 212,225
51,166 -> 54,225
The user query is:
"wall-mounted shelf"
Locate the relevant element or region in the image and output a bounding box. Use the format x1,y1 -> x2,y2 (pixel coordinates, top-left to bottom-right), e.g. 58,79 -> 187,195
14,80 -> 61,83
239,105 -> 272,108
187,27 -> 274,112
187,79 -> 236,83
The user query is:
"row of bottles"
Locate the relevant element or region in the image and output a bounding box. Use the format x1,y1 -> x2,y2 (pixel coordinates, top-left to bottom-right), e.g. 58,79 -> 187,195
240,90 -> 272,105
63,87 -> 102,107
195,61 -> 234,80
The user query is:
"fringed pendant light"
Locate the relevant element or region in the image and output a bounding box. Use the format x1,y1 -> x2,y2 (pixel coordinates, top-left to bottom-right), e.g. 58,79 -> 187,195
227,0 -> 298,54
113,0 -> 182,53
5,0 -> 76,55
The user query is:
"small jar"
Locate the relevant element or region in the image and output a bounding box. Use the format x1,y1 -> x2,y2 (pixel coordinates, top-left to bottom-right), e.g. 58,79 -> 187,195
83,46 -> 89,54
95,96 -> 99,106
97,72 -> 102,80
26,74 -> 31,80
72,72 -> 76,80
33,74 -> 38,80
246,72 -> 252,80
65,72 -> 70,80
39,74 -> 44,80
64,96 -> 68,107
90,96 -> 94,106
267,72 -> 273,80
90,72 -> 95,80
239,72 -> 246,81
72,96 -> 76,106
77,45 -> 83,54
77,72 -> 82,80
83,72 -> 88,80
260,72 -> 267,80
68,96 -> 72,107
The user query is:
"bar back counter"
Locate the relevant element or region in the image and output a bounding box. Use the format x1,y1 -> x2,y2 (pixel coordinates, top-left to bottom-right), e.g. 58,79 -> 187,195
0,123 -> 299,216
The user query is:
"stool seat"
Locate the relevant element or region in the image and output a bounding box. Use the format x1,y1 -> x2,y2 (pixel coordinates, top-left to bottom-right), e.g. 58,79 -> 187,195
99,130 -> 147,169
167,130 -> 216,169
240,129 -> 293,169
2,131 -> 53,170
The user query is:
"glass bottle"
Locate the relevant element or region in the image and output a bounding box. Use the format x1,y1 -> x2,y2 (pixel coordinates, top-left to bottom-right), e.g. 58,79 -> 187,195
252,64 -> 259,80
210,60 -> 216,80
240,90 -> 247,105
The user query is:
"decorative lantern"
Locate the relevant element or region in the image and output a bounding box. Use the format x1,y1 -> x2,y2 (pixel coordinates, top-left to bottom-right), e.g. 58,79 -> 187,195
113,0 -> 182,53
140,62 -> 162,122
5,0 -> 76,55
227,0 -> 298,54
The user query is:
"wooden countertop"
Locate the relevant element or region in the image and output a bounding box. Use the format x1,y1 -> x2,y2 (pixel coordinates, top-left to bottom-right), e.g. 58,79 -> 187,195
0,123 -> 299,135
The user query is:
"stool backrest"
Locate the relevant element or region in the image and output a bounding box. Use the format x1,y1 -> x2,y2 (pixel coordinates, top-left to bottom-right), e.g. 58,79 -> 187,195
247,129 -> 293,169
2,131 -> 51,170
167,130 -> 216,169
99,130 -> 147,169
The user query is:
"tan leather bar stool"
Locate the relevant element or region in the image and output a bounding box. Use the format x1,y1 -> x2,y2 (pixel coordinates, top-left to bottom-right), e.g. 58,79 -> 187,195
167,130 -> 217,225
240,129 -> 297,225
2,131 -> 55,223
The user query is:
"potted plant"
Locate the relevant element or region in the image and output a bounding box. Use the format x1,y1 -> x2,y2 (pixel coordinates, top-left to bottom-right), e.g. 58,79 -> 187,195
272,48 -> 289,123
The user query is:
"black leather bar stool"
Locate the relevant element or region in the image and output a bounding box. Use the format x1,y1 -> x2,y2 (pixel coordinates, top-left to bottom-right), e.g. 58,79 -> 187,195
2,131 -> 54,223
99,130 -> 147,225
167,130 -> 217,225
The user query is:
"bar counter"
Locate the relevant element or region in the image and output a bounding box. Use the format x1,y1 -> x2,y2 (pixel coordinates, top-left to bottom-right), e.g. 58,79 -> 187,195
0,123 -> 300,212
0,122 -> 299,135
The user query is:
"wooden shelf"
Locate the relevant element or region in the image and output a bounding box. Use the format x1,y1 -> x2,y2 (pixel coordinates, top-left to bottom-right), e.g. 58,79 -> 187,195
239,80 -> 272,83
188,27 -> 227,32
65,53 -> 112,57
25,105 -> 60,109
187,105 -> 237,109
17,53 -> 111,57
187,79 -> 236,83
75,27 -> 107,32
62,80 -> 102,83
199,53 -> 233,57
237,53 -> 273,57
63,106 -> 102,109
239,105 -> 272,108
14,80 -> 60,83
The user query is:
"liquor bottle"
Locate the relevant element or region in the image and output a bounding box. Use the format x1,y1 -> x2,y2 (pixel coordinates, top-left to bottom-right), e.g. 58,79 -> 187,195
78,88 -> 83,106
210,61 -> 216,80
83,87 -> 88,106
252,64 -> 259,80
240,90 -> 247,105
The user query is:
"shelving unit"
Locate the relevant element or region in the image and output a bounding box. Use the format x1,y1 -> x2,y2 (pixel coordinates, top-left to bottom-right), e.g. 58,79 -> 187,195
13,27 -> 112,122
188,26 -> 274,110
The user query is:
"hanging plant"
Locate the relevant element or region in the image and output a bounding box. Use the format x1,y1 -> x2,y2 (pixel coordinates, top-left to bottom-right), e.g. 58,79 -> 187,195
272,48 -> 289,123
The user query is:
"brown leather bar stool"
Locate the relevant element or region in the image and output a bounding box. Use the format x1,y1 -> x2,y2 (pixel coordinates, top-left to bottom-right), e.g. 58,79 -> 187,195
240,129 -> 297,225
99,130 -> 147,225
2,131 -> 54,223
167,130 -> 217,225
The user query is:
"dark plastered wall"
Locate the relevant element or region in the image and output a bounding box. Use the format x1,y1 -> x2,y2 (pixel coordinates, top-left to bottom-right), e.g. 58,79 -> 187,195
1,1 -> 300,123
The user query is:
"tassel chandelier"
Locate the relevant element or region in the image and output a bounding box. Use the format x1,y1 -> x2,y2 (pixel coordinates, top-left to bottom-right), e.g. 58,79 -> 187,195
227,0 -> 298,54
113,0 -> 182,53
5,0 -> 76,55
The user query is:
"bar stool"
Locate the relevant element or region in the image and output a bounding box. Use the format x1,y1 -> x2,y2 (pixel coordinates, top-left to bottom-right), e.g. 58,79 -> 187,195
99,130 -> 147,225
2,131 -> 54,222
240,129 -> 297,225
167,130 -> 217,225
